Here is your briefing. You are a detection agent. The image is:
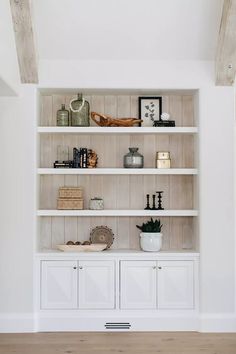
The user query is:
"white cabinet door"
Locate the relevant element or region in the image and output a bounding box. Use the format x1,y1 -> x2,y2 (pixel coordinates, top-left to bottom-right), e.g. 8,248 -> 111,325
41,261 -> 78,309
120,261 -> 157,309
157,261 -> 194,309
78,261 -> 115,309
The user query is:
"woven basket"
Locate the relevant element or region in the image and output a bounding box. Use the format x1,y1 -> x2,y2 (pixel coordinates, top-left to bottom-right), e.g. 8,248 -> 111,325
57,198 -> 83,210
91,112 -> 142,127
59,187 -> 83,199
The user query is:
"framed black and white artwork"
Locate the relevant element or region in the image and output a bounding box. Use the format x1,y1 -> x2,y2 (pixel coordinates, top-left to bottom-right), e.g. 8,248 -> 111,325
138,96 -> 162,127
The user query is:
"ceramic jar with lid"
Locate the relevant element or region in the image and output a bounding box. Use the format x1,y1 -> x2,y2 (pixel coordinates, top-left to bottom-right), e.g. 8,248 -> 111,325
123,147 -> 144,168
89,197 -> 104,210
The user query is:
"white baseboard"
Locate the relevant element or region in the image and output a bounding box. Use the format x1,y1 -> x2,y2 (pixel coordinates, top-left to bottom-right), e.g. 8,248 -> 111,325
1,312 -> 235,333
199,313 -> 236,332
0,313 -> 36,333
37,313 -> 199,332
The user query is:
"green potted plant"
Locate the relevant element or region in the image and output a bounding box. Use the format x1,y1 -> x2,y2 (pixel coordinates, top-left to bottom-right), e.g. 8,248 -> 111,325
136,218 -> 163,252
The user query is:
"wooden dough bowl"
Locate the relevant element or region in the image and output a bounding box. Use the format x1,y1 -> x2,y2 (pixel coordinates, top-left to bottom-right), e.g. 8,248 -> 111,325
91,112 -> 142,127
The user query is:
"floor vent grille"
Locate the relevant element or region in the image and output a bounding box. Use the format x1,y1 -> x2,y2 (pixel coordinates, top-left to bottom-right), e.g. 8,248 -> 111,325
105,322 -> 131,330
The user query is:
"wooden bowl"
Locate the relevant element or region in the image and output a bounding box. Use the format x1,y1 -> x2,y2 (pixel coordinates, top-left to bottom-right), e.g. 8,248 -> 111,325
57,244 -> 107,252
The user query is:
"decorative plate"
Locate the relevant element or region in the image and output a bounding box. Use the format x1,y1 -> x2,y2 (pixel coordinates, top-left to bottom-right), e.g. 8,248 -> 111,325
57,244 -> 107,252
90,226 -> 114,249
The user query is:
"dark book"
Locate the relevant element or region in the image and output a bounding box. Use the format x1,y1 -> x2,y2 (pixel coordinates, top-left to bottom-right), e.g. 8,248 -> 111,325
54,161 -> 73,168
73,148 -> 81,168
80,148 -> 88,168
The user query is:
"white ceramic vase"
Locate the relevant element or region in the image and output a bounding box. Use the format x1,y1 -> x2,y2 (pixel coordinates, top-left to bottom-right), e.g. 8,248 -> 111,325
140,232 -> 163,252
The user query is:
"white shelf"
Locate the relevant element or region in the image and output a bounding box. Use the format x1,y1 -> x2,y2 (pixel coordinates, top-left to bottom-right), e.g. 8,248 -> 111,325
37,126 -> 198,134
37,209 -> 198,217
38,168 -> 198,175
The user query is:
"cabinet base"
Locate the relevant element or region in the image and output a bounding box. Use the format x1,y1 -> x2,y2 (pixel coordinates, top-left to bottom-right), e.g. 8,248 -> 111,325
36,312 -> 199,332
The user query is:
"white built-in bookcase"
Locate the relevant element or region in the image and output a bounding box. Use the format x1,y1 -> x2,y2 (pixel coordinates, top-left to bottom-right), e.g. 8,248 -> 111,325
37,90 -> 199,252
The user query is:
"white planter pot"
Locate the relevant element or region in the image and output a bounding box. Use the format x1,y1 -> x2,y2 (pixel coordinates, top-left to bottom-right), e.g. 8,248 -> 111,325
140,232 -> 163,252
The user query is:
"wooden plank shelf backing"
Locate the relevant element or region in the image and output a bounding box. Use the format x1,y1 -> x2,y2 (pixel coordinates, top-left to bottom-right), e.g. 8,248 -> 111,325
37,92 -> 199,251
38,168 -> 198,175
38,127 -> 198,134
37,210 -> 198,217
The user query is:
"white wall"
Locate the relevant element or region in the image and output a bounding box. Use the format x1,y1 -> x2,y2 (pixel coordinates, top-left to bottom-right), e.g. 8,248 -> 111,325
33,0 -> 223,61
0,86 -> 36,331
39,59 -> 214,89
0,0 -> 20,95
199,87 -> 235,331
0,59 -> 235,332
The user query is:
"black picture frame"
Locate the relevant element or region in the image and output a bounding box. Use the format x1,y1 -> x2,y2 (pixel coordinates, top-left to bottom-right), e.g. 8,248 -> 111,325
138,96 -> 162,127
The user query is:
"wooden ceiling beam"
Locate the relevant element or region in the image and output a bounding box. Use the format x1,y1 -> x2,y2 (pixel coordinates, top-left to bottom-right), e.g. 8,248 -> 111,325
10,0 -> 38,84
216,0 -> 236,86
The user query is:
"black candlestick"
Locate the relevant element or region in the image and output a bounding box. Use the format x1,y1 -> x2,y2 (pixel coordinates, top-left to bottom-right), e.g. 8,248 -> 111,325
156,191 -> 164,210
152,194 -> 157,210
145,194 -> 151,210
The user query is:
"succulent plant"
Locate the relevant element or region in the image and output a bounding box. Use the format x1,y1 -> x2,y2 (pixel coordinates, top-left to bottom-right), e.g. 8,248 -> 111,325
136,218 -> 163,233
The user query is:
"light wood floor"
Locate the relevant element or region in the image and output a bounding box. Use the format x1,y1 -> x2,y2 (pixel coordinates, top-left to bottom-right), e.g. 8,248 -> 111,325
0,332 -> 236,354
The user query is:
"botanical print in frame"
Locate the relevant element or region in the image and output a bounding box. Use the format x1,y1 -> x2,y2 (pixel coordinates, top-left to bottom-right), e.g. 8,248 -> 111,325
139,96 -> 162,127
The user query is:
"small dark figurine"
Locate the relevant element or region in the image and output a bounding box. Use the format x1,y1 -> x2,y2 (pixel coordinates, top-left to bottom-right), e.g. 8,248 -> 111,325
144,194 -> 151,210
156,191 -> 164,210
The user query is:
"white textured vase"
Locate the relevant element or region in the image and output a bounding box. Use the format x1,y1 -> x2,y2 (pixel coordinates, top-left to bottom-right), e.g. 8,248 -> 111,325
140,232 -> 163,252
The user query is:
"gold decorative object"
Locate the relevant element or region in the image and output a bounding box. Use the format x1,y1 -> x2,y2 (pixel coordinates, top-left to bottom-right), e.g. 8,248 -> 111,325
156,160 -> 171,169
156,151 -> 171,169
91,112 -> 142,127
87,149 -> 98,168
156,151 -> 170,160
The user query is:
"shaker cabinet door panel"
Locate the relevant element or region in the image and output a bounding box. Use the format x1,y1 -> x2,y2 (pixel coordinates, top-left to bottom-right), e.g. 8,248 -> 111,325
157,261 -> 194,309
78,261 -> 115,309
120,261 -> 157,309
41,261 -> 78,309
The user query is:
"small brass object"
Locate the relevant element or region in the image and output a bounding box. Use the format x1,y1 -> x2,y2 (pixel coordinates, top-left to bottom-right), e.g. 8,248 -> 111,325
156,151 -> 170,160
156,151 -> 171,169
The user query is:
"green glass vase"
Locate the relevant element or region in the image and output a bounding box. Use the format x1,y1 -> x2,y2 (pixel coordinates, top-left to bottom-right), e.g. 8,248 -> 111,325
70,93 -> 90,127
56,104 -> 69,126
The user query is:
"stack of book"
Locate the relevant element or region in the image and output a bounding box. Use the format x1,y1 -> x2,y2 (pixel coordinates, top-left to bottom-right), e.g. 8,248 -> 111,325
73,148 -> 88,168
54,147 -> 98,169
